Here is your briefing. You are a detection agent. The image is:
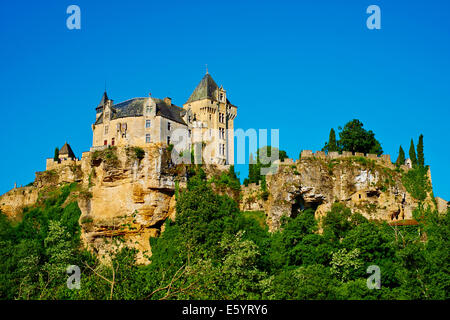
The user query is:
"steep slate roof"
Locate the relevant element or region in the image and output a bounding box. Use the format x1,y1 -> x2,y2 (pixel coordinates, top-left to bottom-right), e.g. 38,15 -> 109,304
98,91 -> 109,107
94,97 -> 186,125
186,73 -> 219,103
59,142 -> 76,159
153,98 -> 187,124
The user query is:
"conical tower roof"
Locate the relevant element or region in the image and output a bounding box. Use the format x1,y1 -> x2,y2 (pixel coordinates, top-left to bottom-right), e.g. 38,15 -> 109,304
59,142 -> 76,159
186,73 -> 219,104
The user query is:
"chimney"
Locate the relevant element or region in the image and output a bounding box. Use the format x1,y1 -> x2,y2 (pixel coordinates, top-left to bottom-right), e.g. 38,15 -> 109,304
164,97 -> 172,105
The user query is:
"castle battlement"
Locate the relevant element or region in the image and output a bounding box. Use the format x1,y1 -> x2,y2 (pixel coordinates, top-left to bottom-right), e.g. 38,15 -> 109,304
46,158 -> 81,171
293,150 -> 412,171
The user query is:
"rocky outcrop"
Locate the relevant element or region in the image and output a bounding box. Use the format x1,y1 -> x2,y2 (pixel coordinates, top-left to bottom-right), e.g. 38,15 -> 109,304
436,197 -> 449,214
240,183 -> 265,212
258,156 -> 436,231
1,145 -> 443,263
76,144 -> 187,264
0,186 -> 39,220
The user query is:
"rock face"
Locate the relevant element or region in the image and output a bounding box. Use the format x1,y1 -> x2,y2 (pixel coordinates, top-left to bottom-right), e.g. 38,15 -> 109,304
77,144 -> 187,264
0,144 -> 187,265
259,157 -> 436,231
436,197 -> 449,214
240,183 -> 266,212
0,146 -> 443,264
0,186 -> 39,220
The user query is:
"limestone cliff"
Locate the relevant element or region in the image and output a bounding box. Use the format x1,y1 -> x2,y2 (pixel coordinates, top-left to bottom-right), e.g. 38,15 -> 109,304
76,144 -> 188,264
1,144 -> 187,264
0,146 -> 445,264
249,155 -> 437,231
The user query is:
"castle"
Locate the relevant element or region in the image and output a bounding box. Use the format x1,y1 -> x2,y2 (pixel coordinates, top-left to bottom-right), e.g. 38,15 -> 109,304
91,71 -> 237,165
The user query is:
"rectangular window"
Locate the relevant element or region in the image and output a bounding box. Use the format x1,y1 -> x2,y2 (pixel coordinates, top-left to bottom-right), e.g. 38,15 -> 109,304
104,140 -> 107,146
146,120 -> 151,128
104,125 -> 109,134
188,129 -> 191,138
111,138 -> 115,146
167,136 -> 171,145
167,122 -> 171,131
146,134 -> 151,143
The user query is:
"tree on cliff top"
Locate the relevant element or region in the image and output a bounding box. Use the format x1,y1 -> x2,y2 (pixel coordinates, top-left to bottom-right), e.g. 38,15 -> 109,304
409,139 -> 417,167
337,119 -> 383,155
396,146 -> 406,167
322,128 -> 339,153
53,147 -> 59,162
245,147 -> 288,186
417,134 -> 425,168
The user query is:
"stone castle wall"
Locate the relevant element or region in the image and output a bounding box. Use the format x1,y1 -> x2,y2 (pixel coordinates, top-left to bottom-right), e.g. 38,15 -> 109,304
295,150 -> 412,172
46,158 -> 82,171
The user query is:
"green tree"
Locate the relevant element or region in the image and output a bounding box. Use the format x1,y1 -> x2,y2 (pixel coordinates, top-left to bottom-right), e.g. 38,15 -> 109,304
322,203 -> 354,242
322,128 -> 339,153
417,134 -> 425,168
409,139 -> 417,167
396,146 -> 405,167
337,119 -> 383,155
330,248 -> 363,282
53,147 -> 59,162
246,147 -> 288,186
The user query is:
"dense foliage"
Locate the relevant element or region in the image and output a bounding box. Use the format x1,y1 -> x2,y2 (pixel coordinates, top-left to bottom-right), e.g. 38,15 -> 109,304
396,146 -> 405,167
1,170 -> 448,300
322,128 -> 339,153
323,119 -> 383,155
244,146 -> 288,189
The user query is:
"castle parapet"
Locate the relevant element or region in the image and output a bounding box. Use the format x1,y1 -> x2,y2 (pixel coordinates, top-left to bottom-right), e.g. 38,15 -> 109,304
296,150 -> 404,170
328,151 -> 339,159
342,151 -> 353,157
314,151 -> 326,159
300,150 -> 313,158
45,158 -> 81,171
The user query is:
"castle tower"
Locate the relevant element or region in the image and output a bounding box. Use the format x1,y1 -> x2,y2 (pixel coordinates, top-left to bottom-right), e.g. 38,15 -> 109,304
95,91 -> 111,121
183,72 -> 237,165
59,142 -> 76,161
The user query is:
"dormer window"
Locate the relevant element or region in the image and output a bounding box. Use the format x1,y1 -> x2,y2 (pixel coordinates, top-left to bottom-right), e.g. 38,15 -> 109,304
146,106 -> 152,114
104,112 -> 110,120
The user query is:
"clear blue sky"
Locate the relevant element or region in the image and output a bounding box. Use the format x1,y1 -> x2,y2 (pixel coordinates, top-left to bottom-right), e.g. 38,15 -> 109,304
0,0 -> 449,200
